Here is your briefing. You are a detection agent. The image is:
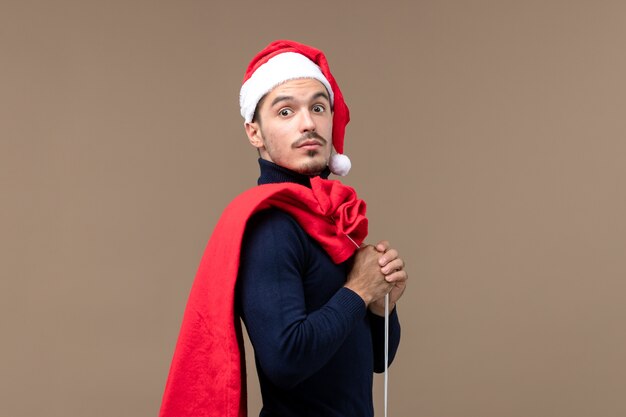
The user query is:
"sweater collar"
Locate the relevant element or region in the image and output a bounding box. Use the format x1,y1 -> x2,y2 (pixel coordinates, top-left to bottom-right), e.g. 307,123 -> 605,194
257,158 -> 331,187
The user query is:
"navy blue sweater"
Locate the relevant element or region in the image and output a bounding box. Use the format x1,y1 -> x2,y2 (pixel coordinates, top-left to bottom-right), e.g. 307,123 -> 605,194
237,160 -> 401,417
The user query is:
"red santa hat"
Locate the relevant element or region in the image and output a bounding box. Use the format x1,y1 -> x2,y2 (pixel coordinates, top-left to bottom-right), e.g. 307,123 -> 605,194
239,40 -> 352,176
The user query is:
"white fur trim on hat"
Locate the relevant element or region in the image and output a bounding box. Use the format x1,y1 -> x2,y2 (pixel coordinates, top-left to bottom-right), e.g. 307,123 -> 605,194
239,52 -> 334,123
329,152 -> 351,176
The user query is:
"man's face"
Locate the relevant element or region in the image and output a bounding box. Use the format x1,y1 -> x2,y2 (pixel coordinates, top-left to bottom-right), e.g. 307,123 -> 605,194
245,78 -> 333,176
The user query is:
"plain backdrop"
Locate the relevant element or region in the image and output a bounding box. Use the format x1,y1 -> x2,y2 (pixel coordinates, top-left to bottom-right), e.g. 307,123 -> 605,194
2,1 -> 626,416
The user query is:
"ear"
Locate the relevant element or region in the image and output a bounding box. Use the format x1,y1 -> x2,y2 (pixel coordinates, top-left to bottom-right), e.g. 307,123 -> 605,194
245,121 -> 264,149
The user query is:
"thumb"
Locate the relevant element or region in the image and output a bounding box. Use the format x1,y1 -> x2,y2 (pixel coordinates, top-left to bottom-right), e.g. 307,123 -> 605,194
375,240 -> 390,253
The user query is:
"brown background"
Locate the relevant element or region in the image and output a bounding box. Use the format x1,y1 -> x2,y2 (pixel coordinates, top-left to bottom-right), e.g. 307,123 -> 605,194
2,1 -> 625,416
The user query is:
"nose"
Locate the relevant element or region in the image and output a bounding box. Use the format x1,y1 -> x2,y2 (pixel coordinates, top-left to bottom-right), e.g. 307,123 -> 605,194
299,110 -> 316,133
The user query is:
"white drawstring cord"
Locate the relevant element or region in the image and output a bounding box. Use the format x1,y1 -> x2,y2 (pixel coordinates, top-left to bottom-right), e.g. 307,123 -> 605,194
384,292 -> 389,417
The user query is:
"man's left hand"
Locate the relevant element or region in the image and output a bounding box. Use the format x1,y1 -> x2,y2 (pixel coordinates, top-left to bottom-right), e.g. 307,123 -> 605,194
368,240 -> 408,317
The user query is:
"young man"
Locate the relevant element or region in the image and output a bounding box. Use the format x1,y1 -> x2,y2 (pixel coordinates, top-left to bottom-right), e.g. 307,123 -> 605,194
159,40 -> 407,417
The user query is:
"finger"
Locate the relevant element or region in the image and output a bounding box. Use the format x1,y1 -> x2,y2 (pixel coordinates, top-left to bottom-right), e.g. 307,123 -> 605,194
381,258 -> 404,274
378,249 -> 398,267
384,269 -> 408,283
375,240 -> 390,253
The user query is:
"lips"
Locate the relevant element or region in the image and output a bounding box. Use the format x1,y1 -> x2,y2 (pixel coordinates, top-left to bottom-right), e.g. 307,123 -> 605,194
292,133 -> 328,150
297,139 -> 323,148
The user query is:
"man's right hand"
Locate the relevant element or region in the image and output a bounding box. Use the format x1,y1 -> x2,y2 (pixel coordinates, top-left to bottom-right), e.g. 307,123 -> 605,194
344,245 -> 394,306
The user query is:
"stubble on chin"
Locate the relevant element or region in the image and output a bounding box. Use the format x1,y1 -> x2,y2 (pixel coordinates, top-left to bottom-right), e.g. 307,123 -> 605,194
296,152 -> 328,176
305,149 -> 318,158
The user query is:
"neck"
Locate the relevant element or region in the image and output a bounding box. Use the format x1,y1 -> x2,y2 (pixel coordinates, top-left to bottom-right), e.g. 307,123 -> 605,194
257,159 -> 330,187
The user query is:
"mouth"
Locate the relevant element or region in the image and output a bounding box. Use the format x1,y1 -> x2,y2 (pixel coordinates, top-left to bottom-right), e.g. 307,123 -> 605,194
297,140 -> 323,149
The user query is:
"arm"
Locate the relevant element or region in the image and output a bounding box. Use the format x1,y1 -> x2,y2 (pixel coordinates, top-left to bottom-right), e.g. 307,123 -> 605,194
369,308 -> 401,372
237,210 -> 367,389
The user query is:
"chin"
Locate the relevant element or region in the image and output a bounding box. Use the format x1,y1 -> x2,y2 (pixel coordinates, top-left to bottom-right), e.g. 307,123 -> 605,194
295,159 -> 327,176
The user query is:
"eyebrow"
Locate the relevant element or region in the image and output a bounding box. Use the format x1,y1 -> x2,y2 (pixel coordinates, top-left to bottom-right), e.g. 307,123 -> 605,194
270,91 -> 330,107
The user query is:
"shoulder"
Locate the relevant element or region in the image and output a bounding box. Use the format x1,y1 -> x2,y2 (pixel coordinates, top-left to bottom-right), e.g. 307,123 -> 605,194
245,208 -> 307,241
248,207 -> 299,226
239,208 -> 314,275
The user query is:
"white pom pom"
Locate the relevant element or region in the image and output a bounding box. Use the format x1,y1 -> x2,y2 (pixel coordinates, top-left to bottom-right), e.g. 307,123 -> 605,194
329,153 -> 352,176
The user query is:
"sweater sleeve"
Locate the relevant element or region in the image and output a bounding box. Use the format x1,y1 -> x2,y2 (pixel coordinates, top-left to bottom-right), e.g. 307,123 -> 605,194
237,209 -> 367,390
368,308 -> 401,373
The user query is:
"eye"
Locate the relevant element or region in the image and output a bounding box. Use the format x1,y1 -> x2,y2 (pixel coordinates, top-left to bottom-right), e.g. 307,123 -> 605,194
279,108 -> 293,117
312,104 -> 325,113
